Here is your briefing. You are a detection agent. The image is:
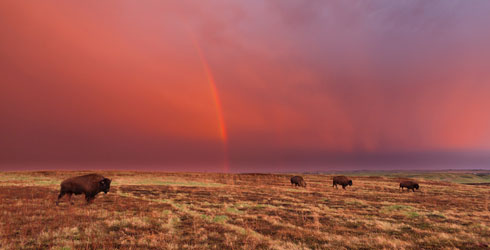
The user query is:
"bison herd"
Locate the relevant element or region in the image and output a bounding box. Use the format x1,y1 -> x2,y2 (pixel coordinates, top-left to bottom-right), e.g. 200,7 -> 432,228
56,173 -> 420,205
291,175 -> 419,192
290,175 -> 420,192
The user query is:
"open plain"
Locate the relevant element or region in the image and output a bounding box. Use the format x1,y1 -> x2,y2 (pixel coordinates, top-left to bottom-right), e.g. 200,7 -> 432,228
0,171 -> 488,249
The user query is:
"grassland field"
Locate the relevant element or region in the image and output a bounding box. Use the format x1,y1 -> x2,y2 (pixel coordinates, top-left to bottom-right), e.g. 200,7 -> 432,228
0,170 -> 489,249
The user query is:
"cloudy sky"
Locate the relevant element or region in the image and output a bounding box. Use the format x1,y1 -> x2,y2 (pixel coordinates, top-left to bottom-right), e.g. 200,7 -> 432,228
1,1 -> 490,171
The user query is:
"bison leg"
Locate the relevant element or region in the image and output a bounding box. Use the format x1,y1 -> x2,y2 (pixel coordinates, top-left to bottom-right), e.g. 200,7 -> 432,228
85,194 -> 96,204
342,184 -> 346,189
411,188 -> 415,192
66,193 -> 74,205
56,190 -> 66,205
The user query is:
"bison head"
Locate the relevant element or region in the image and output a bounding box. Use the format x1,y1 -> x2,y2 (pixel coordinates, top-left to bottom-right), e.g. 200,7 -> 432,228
99,178 -> 112,193
414,184 -> 419,190
348,180 -> 353,186
300,180 -> 307,187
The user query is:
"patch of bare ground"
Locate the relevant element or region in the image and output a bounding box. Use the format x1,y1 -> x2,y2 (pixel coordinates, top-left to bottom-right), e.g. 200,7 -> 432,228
0,171 -> 488,249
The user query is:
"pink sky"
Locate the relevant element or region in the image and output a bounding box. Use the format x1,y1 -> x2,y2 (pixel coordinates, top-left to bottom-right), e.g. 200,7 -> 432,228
1,1 -> 490,171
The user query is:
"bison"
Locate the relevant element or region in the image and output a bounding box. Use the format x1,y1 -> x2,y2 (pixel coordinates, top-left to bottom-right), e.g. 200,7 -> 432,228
290,176 -> 307,187
333,176 -> 353,189
56,174 -> 111,205
399,180 -> 419,192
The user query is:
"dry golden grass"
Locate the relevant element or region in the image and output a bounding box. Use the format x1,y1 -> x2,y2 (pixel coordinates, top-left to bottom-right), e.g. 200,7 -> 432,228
0,171 -> 489,249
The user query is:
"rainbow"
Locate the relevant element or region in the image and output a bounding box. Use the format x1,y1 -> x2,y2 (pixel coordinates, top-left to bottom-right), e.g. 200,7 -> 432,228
191,38 -> 229,172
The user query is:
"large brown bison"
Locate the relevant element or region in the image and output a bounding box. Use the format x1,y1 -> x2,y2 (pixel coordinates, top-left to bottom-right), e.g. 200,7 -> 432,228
290,176 -> 306,187
399,180 -> 419,192
56,174 -> 111,205
333,176 -> 353,189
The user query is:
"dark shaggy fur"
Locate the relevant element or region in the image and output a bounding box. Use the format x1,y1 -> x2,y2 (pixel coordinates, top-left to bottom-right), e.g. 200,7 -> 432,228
333,176 -> 353,189
290,176 -> 307,187
56,174 -> 111,205
400,180 -> 419,192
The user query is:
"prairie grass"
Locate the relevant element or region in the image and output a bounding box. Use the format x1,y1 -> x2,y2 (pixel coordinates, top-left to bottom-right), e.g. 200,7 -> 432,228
0,171 -> 488,249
